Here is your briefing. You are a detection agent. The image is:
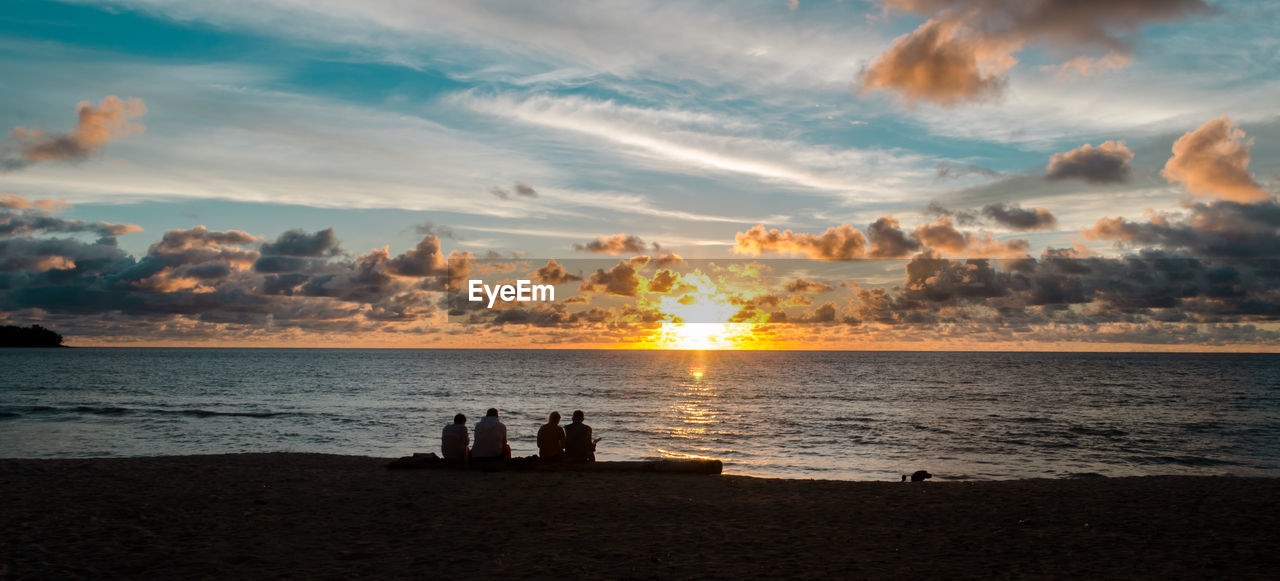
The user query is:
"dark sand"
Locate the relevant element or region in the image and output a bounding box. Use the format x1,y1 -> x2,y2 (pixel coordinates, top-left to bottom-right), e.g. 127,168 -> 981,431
2,453 -> 1278,579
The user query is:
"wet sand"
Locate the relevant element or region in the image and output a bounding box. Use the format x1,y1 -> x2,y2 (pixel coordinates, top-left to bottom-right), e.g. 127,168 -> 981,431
2,453 -> 1277,579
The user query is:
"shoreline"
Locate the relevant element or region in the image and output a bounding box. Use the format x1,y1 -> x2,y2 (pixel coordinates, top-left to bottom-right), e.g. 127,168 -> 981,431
3,453 -> 1278,579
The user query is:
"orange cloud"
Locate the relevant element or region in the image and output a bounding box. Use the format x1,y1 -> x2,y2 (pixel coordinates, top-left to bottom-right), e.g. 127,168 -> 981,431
1161,116 -> 1268,203
734,224 -> 867,260
862,0 -> 1209,105
858,17 -> 1009,106
4,96 -> 146,169
913,218 -> 1029,257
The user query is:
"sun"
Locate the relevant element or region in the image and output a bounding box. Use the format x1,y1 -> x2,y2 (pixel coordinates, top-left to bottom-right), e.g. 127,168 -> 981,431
656,322 -> 739,350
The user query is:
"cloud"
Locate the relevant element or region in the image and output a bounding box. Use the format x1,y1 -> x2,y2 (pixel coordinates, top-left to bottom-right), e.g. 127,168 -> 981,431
1,194 -> 141,239
460,92 -> 929,197
534,258 -> 582,285
867,216 -> 922,258
384,235 -> 447,277
1051,52 -> 1132,80
925,201 -> 980,226
860,0 -> 1211,105
1,193 -> 69,212
260,228 -> 342,257
981,203 -> 1058,231
1161,116 -> 1269,203
913,218 -> 1030,257
784,278 -> 832,294
1084,200 -> 1280,258
2,96 -> 146,170
574,233 -> 653,255
490,181 -> 540,200
413,221 -> 458,241
1045,140 -> 1134,184
935,162 -> 999,180
734,224 -> 867,260
858,17 -> 1009,106
578,260 -> 642,296
514,181 -> 538,197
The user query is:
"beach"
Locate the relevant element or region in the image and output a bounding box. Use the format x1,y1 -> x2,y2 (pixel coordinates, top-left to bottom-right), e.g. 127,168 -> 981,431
2,454 -> 1277,579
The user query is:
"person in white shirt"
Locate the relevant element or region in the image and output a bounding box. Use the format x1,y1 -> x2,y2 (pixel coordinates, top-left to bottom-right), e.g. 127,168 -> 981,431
441,413 -> 469,462
471,408 -> 508,460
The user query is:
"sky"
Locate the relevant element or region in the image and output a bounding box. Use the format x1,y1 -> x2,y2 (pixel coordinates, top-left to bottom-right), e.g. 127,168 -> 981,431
1,0 -> 1278,350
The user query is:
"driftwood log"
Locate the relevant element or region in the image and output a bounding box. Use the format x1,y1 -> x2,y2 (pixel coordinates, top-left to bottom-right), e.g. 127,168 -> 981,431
386,454 -> 722,475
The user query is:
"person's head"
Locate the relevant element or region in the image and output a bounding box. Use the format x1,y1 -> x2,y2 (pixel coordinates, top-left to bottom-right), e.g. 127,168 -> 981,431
486,408 -> 499,418
572,410 -> 585,423
547,411 -> 561,425
453,413 -> 466,424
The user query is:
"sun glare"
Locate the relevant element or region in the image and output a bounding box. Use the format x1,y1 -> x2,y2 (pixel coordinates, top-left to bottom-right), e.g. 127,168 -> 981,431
634,271 -> 771,349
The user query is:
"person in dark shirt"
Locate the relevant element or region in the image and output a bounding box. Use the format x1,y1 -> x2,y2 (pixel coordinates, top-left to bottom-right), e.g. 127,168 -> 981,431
564,409 -> 596,463
441,413 -> 469,462
536,411 -> 566,462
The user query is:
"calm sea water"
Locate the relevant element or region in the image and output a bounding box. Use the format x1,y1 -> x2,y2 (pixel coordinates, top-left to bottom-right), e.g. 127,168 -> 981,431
2,348 -> 1278,480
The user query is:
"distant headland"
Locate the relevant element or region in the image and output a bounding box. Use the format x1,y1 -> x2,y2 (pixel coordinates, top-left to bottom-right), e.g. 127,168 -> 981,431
0,325 -> 66,348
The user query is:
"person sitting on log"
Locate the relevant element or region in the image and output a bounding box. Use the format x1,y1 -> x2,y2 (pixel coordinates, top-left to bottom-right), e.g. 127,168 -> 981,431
471,408 -> 509,461
537,411 -> 566,463
441,413 -> 470,464
564,410 -> 597,463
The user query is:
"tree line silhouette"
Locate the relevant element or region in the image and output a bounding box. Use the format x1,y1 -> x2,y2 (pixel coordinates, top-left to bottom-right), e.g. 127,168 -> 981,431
0,325 -> 66,347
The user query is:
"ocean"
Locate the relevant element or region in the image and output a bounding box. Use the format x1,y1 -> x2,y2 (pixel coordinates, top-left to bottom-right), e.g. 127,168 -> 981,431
2,348 -> 1277,480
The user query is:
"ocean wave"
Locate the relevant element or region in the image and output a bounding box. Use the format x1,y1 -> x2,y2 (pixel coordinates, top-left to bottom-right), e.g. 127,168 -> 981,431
1,405 -> 294,419
1068,426 -> 1129,437
165,409 -> 288,418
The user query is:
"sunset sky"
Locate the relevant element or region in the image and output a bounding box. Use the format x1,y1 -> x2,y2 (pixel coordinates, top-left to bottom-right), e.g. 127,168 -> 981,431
1,0 -> 1278,349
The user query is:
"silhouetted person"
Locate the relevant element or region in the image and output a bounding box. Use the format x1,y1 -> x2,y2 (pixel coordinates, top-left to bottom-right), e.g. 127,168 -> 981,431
441,413 -> 469,463
564,409 -> 596,463
537,411 -> 566,462
472,408 -> 509,460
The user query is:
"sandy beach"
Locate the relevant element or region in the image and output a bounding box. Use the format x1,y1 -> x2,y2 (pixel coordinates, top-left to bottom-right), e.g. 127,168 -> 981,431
2,453 -> 1277,579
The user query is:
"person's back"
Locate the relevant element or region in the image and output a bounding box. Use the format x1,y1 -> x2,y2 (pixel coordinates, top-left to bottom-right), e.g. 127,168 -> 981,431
564,409 -> 595,462
537,411 -> 566,461
472,408 -> 507,459
441,413 -> 469,461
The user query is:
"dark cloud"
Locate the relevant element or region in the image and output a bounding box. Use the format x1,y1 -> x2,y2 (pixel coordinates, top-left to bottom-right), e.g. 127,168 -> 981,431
867,216 -> 923,258
574,233 -> 652,255
514,181 -> 538,197
413,221 -> 458,240
1085,200 -> 1280,258
1162,116 -> 1269,203
260,228 -> 341,257
982,203 -> 1058,231
2,96 -> 146,171
1045,140 -> 1134,184
861,0 -> 1210,105
579,260 -> 641,296
784,279 -> 833,294
489,181 -> 539,200
925,201 -> 981,226
646,269 -> 680,293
